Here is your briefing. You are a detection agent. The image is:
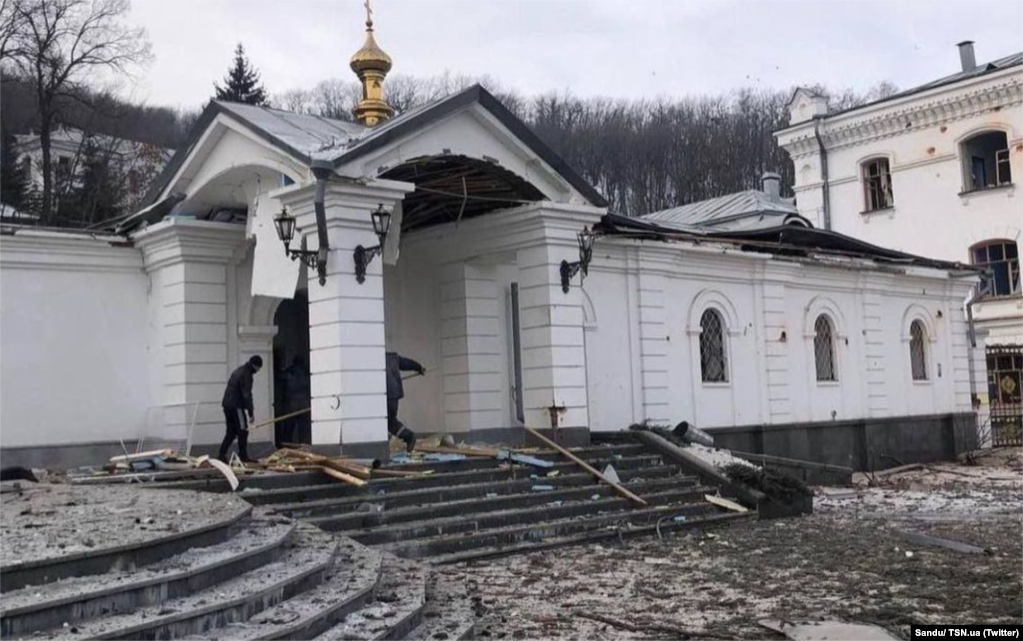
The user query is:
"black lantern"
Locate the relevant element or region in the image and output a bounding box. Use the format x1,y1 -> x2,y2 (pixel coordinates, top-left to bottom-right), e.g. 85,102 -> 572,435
371,205 -> 391,242
354,203 -> 391,284
274,204 -> 320,271
560,227 -> 596,293
273,205 -> 297,251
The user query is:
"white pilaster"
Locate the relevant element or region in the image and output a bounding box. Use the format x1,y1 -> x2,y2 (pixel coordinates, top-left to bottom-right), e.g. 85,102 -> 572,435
280,178 -> 414,453
135,219 -> 248,446
516,240 -> 589,430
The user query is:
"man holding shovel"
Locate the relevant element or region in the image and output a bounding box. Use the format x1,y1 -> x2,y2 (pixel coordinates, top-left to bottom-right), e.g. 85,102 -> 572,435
385,351 -> 425,452
219,355 -> 263,463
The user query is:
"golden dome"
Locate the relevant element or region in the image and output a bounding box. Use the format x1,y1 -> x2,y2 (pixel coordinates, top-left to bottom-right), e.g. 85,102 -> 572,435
349,21 -> 392,74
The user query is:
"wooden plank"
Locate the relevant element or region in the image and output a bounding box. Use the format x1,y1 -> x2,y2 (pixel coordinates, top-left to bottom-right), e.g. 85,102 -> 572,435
705,494 -> 749,513
318,466 -> 367,487
414,443 -> 501,458
108,449 -> 174,464
248,408 -> 312,434
523,426 -> 648,507
897,530 -> 991,555
875,463 -> 925,477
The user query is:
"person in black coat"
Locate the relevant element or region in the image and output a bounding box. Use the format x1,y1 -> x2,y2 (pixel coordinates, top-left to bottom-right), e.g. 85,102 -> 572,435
219,355 -> 263,463
385,351 -> 424,452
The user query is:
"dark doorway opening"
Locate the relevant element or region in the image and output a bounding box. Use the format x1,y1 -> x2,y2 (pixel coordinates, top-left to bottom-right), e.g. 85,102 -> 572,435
273,289 -> 311,446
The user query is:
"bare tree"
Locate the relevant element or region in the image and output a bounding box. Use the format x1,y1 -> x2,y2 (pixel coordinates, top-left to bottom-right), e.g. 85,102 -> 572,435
4,0 -> 151,224
0,0 -> 26,58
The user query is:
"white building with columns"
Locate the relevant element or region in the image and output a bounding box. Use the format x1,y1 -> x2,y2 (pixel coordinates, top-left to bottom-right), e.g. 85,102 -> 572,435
0,21 -> 982,470
775,41 -> 1022,445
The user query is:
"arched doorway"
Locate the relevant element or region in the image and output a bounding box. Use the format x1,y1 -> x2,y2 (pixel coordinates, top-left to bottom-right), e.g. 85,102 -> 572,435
272,289 -> 311,446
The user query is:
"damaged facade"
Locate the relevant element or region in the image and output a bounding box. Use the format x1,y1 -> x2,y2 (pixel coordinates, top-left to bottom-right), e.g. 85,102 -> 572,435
0,19 -> 982,470
775,41 -> 1023,445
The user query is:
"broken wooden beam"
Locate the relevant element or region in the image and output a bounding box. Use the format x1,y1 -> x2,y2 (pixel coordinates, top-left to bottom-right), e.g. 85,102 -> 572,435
523,426 -> 648,507
318,466 -> 367,487
414,443 -> 501,458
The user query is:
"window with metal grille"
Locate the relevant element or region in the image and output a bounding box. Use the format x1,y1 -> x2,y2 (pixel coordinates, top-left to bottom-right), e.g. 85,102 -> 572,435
971,241 -> 1020,298
813,314 -> 837,382
910,320 -> 928,381
862,158 -> 894,211
699,309 -> 727,383
961,131 -> 1012,191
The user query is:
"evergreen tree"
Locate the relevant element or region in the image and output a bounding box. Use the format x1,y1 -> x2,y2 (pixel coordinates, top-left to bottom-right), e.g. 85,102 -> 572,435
64,138 -> 124,226
214,44 -> 268,106
0,130 -> 28,213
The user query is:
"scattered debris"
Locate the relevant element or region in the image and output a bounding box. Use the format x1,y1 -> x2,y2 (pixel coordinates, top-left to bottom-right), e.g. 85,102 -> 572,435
704,494 -> 749,513
722,462 -> 809,502
897,530 -> 992,555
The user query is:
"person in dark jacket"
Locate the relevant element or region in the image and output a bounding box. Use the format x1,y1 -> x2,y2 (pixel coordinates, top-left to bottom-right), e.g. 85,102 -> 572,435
385,352 -> 425,452
219,355 -> 263,463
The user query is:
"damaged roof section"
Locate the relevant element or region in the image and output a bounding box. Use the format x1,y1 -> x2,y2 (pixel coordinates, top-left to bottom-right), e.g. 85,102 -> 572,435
597,213 -> 975,273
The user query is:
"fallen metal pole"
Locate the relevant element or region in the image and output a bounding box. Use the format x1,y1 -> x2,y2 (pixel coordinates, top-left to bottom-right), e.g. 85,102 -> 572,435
523,425 -> 648,507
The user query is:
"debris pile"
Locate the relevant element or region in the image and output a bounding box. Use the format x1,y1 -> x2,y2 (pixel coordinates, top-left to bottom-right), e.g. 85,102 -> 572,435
721,462 -> 810,502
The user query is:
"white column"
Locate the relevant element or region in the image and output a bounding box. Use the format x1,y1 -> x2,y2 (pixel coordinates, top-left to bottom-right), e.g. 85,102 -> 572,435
516,240 -> 589,432
861,276 -> 890,418
279,179 -> 413,457
637,268 -> 670,423
440,261 -> 504,433
135,219 -> 247,449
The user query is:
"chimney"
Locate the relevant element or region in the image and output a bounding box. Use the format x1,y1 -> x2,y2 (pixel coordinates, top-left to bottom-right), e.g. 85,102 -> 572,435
761,172 -> 781,202
957,41 -> 976,72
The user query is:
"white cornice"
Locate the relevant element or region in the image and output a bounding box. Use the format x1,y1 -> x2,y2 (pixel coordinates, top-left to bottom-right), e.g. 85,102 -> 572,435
780,69 -> 1023,158
0,233 -> 143,273
133,218 -> 247,271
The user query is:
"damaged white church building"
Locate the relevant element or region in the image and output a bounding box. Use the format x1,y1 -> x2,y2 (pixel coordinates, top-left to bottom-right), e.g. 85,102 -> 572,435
0,17 -> 981,469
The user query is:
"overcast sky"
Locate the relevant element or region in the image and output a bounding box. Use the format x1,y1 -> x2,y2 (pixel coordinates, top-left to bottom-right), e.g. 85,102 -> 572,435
126,0 -> 1022,111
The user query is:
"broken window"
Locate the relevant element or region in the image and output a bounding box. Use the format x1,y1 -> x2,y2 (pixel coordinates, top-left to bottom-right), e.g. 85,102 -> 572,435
862,158 -> 894,211
699,309 -> 728,383
813,314 -> 837,382
972,240 -> 1020,298
961,131 -> 1012,191
910,320 -> 928,381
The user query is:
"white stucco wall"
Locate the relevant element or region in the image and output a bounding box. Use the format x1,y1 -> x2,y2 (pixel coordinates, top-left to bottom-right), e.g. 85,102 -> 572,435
580,240 -> 975,431
0,233 -> 150,448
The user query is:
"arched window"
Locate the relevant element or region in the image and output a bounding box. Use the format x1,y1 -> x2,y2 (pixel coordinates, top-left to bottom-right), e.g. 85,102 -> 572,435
961,131 -> 1011,192
699,309 -> 728,383
813,314 -> 837,382
909,320 -> 928,381
862,158 -> 894,211
971,240 -> 1020,298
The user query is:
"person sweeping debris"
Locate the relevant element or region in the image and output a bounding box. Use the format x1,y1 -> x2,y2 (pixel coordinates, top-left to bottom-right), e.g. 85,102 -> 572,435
219,355 -> 263,463
386,351 -> 425,453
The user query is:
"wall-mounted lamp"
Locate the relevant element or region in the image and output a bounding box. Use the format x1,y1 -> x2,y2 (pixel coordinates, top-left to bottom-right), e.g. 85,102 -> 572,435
560,228 -> 596,293
274,205 -> 327,284
353,204 -> 391,284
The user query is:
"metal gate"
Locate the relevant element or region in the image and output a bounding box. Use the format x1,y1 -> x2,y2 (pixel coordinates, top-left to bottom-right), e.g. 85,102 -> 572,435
987,345 -> 1023,446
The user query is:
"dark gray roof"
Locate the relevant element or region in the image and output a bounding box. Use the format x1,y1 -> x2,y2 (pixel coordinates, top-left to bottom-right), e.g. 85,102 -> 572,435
643,190 -> 807,232
142,86 -> 607,209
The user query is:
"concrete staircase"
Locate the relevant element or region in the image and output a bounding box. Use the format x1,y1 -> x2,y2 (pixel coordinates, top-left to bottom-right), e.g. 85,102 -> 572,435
0,441 -> 750,639
156,441 -> 753,564
0,508 -> 471,641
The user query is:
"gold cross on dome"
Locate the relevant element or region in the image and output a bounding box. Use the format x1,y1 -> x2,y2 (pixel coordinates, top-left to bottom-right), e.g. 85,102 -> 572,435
364,0 -> 373,26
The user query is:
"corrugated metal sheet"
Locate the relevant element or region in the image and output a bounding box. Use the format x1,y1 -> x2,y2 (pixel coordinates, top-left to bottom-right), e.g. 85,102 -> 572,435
216,101 -> 365,158
643,190 -> 799,230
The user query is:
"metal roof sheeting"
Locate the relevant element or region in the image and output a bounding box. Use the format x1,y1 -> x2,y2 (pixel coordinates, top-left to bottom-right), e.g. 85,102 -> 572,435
643,190 -> 803,231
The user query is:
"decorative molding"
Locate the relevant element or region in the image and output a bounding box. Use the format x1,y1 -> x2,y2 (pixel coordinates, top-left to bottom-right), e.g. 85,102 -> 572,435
0,233 -> 143,273
134,219 -> 247,272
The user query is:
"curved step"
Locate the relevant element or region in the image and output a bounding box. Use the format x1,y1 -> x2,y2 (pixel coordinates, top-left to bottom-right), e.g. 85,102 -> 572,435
314,553 -> 427,641
0,513 -> 295,637
181,537 -> 383,641
431,511 -> 756,564
0,487 -> 252,593
46,523 -> 338,641
405,568 -> 475,641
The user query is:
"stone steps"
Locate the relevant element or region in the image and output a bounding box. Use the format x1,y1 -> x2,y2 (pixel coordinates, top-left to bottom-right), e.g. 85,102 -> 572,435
45,523 -> 337,640
405,568 -> 475,641
0,514 -> 294,637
